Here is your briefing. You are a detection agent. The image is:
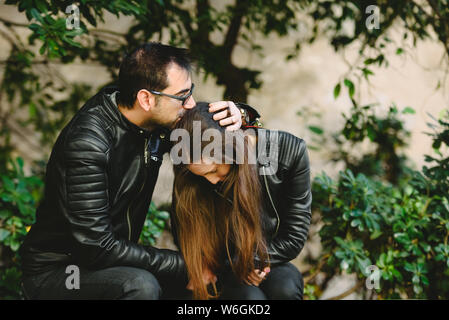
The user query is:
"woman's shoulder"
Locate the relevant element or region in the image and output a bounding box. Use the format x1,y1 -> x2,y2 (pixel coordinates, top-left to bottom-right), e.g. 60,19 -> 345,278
255,128 -> 306,153
255,128 -> 308,170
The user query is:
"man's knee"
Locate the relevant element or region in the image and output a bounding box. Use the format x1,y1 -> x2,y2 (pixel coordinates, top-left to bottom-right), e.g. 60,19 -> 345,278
121,269 -> 161,300
264,264 -> 304,300
218,274 -> 267,300
221,285 -> 267,300
268,280 -> 303,300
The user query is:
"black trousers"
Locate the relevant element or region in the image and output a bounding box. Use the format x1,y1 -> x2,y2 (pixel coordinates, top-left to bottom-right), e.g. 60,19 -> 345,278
21,262 -> 303,300
217,262 -> 304,300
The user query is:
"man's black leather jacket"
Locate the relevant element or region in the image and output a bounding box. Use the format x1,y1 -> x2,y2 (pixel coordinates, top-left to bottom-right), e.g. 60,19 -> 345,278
20,87 -> 311,279
20,86 -> 185,279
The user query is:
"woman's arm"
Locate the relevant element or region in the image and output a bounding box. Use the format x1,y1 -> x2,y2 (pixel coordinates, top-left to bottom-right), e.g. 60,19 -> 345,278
261,137 -> 312,266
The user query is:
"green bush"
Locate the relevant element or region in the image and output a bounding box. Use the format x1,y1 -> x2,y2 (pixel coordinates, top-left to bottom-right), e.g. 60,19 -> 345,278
139,202 -> 170,246
0,157 -> 43,299
307,110 -> 449,299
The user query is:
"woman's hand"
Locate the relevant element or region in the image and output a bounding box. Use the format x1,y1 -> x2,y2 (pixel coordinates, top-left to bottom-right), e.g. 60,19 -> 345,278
245,267 -> 271,287
186,268 -> 218,290
209,101 -> 242,131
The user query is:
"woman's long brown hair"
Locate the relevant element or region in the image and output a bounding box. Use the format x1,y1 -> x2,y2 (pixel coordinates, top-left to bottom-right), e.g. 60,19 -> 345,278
172,102 -> 269,299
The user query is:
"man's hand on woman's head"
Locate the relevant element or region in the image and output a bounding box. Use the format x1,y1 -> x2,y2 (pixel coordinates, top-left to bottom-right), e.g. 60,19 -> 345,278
209,101 -> 242,131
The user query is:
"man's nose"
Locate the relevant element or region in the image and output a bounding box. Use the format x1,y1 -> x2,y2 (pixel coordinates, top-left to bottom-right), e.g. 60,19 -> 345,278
183,96 -> 196,110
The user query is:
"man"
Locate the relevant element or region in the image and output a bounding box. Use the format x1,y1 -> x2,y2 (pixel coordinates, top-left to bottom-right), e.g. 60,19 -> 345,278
19,42 -> 257,299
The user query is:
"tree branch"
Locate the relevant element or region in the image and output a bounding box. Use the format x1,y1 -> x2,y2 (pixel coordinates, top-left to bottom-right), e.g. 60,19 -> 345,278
0,16 -> 29,28
1,117 -> 44,154
89,30 -> 127,45
195,0 -> 212,46
0,28 -> 19,47
304,253 -> 331,285
89,28 -> 127,37
222,1 -> 249,60
0,59 -> 101,67
425,0 -> 449,56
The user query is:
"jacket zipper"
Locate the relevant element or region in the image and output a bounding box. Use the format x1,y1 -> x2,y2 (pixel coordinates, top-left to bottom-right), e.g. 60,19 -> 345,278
263,166 -> 280,238
126,137 -> 149,241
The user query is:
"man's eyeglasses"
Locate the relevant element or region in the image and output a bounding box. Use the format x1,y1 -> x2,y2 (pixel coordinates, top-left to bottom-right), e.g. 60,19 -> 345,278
149,83 -> 195,106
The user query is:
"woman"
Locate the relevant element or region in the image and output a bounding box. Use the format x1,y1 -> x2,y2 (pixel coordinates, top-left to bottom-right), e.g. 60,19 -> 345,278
170,102 -> 312,300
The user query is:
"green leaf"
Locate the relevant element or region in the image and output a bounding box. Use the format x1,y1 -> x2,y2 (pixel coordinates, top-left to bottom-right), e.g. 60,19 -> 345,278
35,0 -> 48,14
402,107 -> 415,114
370,230 -> 383,240
340,260 -> 349,270
307,145 -> 320,151
344,79 -> 355,98
412,274 -> 420,284
364,58 -> 376,65
10,240 -> 20,251
392,269 -> 403,281
28,23 -> 41,31
29,8 -> 44,23
0,267 -> 22,294
382,271 -> 391,281
362,68 -> 374,79
404,262 -> 415,272
334,236 -> 347,247
366,125 -> 376,141
421,275 -> 429,286
0,210 -> 10,219
62,35 -> 82,48
1,193 -> 14,203
308,126 -> 324,135
350,219 -> 361,227
420,242 -> 431,253
2,176 -> 15,191
39,44 -> 47,55
156,210 -> 169,219
0,228 -> 11,241
333,83 -> 341,99
356,256 -> 371,274
29,103 -> 37,118
413,284 -> 422,294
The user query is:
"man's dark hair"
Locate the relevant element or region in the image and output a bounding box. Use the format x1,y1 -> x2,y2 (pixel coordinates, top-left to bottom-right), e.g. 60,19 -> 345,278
117,42 -> 192,108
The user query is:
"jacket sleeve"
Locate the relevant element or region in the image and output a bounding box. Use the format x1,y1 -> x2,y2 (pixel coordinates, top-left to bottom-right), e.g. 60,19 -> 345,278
62,123 -> 187,279
236,102 -> 262,127
262,138 -> 312,266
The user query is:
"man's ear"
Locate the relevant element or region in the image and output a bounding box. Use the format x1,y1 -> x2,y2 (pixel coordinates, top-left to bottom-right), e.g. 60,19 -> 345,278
136,89 -> 156,112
